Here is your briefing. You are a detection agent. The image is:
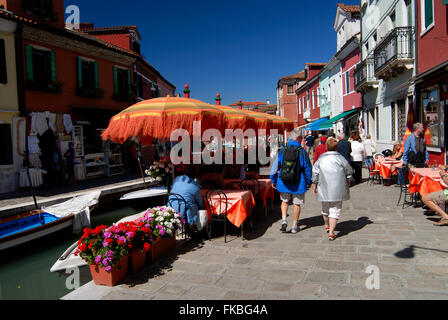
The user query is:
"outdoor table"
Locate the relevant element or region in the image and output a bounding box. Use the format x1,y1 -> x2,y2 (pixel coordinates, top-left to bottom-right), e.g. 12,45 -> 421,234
408,168 -> 447,196
374,158 -> 404,179
201,189 -> 256,228
223,178 -> 274,206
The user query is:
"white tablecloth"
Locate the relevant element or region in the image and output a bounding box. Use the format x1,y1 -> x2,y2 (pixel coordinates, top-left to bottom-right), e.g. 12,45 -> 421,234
19,168 -> 45,188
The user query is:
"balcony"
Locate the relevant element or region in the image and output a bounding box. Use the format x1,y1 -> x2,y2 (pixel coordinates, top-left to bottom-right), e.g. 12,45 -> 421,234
374,27 -> 414,81
354,57 -> 379,93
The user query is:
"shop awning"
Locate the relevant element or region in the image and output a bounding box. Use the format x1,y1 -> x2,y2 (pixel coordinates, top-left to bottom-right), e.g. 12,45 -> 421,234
318,109 -> 359,130
305,117 -> 329,131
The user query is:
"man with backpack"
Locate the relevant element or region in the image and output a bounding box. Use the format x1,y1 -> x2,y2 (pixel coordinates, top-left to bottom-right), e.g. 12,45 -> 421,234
270,129 -> 313,234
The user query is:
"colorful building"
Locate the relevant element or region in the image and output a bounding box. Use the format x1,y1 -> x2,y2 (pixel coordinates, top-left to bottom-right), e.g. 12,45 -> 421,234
355,0 -> 415,153
413,0 -> 448,165
276,71 -> 305,125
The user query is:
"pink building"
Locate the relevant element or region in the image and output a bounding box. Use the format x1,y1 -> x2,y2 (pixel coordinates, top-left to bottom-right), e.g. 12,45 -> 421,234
341,45 -> 362,112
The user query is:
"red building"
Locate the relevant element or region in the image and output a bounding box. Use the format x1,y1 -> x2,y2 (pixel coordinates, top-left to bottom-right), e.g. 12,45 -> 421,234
78,23 -> 175,100
340,41 -> 362,112
295,63 -> 326,128
276,71 -> 305,127
415,0 -> 448,165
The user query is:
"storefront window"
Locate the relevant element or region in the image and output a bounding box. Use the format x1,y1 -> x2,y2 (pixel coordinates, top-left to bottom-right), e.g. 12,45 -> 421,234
422,87 -> 444,148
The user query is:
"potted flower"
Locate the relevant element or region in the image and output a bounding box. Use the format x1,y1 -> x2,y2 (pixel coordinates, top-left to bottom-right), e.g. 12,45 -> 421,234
115,221 -> 153,274
145,159 -> 173,191
74,225 -> 130,287
137,206 -> 184,263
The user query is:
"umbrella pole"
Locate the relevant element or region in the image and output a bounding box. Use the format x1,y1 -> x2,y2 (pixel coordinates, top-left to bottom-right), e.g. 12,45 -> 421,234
136,144 -> 148,189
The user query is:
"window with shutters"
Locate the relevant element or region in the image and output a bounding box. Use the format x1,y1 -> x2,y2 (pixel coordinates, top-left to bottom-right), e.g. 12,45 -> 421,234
25,46 -> 61,93
397,99 -> 406,143
421,0 -> 434,33
113,66 -> 133,102
0,39 -> 7,84
22,0 -> 54,20
76,57 -> 103,99
287,84 -> 294,95
0,124 -> 13,166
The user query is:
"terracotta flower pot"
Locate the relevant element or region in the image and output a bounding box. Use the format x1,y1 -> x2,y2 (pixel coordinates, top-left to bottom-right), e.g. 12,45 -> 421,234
149,236 -> 176,264
89,256 -> 128,287
128,249 -> 146,274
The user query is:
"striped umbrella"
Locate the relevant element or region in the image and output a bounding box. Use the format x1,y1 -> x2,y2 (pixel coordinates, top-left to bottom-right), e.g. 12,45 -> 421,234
101,97 -> 225,144
241,109 -> 274,131
264,114 -> 294,132
218,105 -> 257,131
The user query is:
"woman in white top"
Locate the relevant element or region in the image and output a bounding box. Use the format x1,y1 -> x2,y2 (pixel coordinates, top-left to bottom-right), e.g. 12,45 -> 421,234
350,132 -> 366,184
363,135 -> 376,160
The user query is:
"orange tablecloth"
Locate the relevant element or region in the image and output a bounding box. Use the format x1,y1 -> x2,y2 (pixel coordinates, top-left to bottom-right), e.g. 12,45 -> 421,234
374,159 -> 403,179
409,168 -> 447,196
201,189 -> 255,228
223,179 -> 275,206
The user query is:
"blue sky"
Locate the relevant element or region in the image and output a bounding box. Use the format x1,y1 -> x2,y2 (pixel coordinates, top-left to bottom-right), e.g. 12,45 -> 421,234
68,0 -> 358,105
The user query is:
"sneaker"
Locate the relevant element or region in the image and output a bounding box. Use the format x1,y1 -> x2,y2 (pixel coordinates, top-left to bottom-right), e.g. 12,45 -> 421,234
434,218 -> 448,226
328,234 -> 336,241
280,221 -> 287,232
291,227 -> 298,234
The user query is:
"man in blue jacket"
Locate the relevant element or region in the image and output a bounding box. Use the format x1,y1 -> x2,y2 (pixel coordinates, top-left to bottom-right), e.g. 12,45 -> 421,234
271,129 -> 313,234
403,122 -> 429,167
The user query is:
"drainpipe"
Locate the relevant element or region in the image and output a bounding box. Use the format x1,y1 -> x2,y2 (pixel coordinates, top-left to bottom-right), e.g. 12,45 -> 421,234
14,21 -> 25,116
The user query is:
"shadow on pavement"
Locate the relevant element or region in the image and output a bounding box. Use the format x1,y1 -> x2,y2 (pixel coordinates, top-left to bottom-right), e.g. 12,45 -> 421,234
335,216 -> 373,238
394,245 -> 448,259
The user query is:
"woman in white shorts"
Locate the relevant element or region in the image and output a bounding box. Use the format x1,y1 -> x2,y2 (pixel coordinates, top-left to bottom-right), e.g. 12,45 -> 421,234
312,138 -> 353,241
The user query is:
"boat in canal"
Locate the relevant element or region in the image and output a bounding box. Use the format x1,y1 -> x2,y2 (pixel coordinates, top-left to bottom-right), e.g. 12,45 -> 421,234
0,191 -> 101,252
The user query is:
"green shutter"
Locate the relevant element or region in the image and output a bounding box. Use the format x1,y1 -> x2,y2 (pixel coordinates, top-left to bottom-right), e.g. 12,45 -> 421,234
50,50 -> 56,82
425,0 -> 434,28
77,57 -> 83,89
25,45 -> 34,81
443,0 -> 448,5
94,62 -> 99,88
127,70 -> 132,96
113,66 -> 118,95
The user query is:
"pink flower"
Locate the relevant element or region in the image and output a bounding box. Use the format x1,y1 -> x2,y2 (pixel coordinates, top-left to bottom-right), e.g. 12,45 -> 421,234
105,266 -> 112,272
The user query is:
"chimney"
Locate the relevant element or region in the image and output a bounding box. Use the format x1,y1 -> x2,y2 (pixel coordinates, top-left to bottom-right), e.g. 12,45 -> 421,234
183,83 -> 190,98
254,104 -> 259,112
215,92 -> 222,105
238,99 -> 243,110
266,98 -> 271,105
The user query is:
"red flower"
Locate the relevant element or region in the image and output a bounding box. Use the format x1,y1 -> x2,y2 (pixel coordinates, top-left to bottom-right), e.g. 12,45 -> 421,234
79,244 -> 87,252
144,243 -> 151,252
88,243 -> 93,249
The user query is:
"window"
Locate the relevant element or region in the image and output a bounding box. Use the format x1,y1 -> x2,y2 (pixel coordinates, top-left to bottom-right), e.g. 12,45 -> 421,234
22,0 -> 54,20
397,99 -> 406,142
135,73 -> 144,98
345,71 -> 350,94
25,45 -> 60,92
421,0 -> 434,32
376,106 -> 379,140
0,124 -> 13,166
113,66 -> 132,101
287,84 -> 294,95
422,87 -> 444,147
131,41 -> 141,55
312,91 -> 315,109
0,39 -> 6,84
298,98 -> 301,114
77,57 -> 102,98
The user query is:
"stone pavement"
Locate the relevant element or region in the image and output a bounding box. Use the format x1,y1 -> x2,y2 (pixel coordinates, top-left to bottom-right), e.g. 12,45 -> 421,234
63,177 -> 448,300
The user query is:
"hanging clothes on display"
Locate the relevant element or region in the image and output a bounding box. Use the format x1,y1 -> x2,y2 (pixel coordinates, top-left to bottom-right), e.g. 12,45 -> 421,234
63,114 -> 73,134
30,112 -> 49,136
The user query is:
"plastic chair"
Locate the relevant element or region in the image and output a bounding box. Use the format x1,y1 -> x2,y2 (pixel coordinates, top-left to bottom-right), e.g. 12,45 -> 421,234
205,190 -> 235,243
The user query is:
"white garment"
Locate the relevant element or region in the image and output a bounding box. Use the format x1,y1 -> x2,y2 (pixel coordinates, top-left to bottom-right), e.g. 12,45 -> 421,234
196,210 -> 209,231
44,111 -> 57,133
321,201 -> 342,220
363,139 -> 376,157
30,112 -> 49,136
19,168 -> 43,187
351,141 -> 366,162
27,136 -> 41,154
63,114 -> 73,133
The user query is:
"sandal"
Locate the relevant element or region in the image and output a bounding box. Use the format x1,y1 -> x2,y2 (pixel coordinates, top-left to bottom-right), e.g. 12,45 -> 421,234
328,234 -> 336,241
324,226 -> 330,233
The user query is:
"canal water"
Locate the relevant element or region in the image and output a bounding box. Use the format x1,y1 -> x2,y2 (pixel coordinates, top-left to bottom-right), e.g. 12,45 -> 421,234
0,197 -> 163,300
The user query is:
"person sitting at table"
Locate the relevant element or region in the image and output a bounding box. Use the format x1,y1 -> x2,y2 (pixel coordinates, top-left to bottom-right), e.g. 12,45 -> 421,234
403,122 -> 429,168
421,166 -> 448,226
169,166 -> 204,231
391,142 -> 403,160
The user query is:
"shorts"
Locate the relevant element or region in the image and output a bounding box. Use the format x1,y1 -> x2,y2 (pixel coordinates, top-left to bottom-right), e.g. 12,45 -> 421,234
428,191 -> 448,205
321,202 -> 342,220
280,193 -> 305,206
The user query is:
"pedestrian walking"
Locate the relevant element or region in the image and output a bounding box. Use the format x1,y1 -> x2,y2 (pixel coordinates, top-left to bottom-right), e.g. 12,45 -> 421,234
337,133 -> 352,164
403,122 -> 430,168
305,131 -> 315,157
314,136 -> 328,164
271,129 -> 312,234
350,131 -> 366,185
312,137 -> 353,241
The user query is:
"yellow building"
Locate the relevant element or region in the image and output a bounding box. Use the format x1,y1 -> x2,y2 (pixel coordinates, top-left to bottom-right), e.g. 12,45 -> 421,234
0,15 -> 24,194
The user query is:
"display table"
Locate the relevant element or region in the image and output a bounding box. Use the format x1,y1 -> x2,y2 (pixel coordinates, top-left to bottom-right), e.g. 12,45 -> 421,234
201,189 -> 255,228
19,168 -> 46,188
409,168 -> 448,196
223,178 -> 274,206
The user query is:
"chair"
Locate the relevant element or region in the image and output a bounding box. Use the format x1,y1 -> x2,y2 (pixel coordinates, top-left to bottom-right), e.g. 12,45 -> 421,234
205,190 -> 234,243
396,167 -> 414,209
224,181 -> 241,190
167,193 -> 190,242
365,157 -> 382,185
201,179 -> 222,190
240,178 -> 265,221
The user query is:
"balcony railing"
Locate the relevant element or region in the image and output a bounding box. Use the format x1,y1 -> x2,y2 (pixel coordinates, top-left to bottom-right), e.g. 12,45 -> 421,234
374,27 -> 414,77
354,57 -> 376,91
